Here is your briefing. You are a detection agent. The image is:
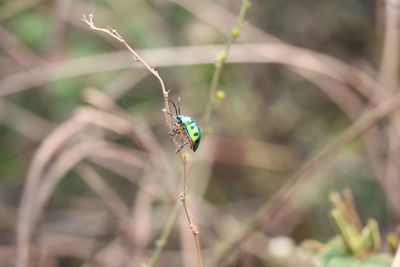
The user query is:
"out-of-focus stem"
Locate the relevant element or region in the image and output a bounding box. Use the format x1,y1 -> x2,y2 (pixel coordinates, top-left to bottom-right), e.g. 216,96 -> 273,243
203,0 -> 251,129
141,202 -> 182,267
179,155 -> 203,267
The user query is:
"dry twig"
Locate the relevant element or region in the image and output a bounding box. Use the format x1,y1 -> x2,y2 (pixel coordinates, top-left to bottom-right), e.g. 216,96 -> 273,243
81,14 -> 203,267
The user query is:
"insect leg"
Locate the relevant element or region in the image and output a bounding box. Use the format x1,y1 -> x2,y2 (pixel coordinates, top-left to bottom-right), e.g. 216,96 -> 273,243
176,141 -> 189,153
166,112 -> 179,131
168,130 -> 178,136
169,123 -> 184,135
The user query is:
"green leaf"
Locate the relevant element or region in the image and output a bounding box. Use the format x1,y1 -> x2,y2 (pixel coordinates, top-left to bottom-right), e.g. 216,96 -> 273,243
327,257 -> 359,267
359,254 -> 392,267
387,232 -> 398,254
314,238 -> 350,266
359,219 -> 380,252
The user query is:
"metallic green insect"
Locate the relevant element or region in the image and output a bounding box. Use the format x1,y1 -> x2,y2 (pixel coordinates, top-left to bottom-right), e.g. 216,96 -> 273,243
168,98 -> 201,152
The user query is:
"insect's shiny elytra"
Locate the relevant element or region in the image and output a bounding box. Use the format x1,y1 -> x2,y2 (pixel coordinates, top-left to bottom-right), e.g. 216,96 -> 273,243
176,115 -> 201,151
168,99 -> 201,152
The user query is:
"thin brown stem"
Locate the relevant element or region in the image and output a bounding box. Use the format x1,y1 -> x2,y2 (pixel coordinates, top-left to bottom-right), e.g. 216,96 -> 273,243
81,14 -> 203,267
180,155 -> 203,267
81,14 -> 172,130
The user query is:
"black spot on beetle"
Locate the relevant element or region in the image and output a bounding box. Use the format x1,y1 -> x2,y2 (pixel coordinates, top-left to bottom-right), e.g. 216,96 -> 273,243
191,126 -> 195,129
194,132 -> 199,136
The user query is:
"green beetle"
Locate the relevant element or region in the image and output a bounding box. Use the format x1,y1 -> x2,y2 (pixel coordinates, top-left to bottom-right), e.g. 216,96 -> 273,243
168,99 -> 201,152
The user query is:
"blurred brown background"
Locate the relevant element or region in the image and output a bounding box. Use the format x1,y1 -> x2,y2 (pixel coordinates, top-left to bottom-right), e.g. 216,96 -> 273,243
0,0 -> 399,266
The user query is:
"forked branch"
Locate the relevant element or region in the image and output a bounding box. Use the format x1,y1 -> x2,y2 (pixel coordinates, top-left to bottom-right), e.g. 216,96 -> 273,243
81,14 -> 203,267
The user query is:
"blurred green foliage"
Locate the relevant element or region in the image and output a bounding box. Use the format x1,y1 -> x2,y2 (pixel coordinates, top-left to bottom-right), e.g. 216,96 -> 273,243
308,190 -> 393,267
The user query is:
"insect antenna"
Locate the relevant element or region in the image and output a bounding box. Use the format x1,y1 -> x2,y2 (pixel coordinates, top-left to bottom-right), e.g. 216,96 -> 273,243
168,99 -> 179,116
178,97 -> 181,115
166,111 -> 176,118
